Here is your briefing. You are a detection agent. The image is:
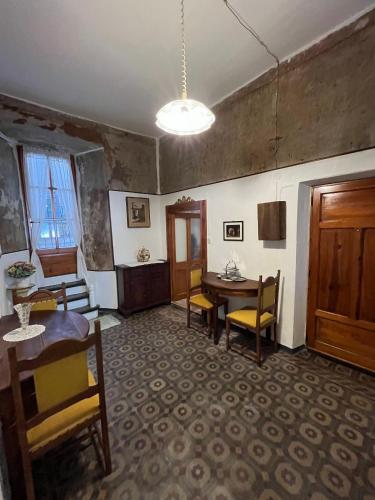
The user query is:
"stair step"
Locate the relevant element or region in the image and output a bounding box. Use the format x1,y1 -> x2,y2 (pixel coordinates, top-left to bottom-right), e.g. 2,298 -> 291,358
57,291 -> 89,304
73,304 -> 100,315
40,279 -> 86,292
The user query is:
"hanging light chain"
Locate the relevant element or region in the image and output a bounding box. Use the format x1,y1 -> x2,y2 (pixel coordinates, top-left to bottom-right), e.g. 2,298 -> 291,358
180,0 -> 188,99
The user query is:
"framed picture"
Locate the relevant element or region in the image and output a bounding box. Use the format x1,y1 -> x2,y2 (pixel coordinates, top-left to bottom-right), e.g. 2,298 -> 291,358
126,197 -> 151,228
223,221 -> 243,241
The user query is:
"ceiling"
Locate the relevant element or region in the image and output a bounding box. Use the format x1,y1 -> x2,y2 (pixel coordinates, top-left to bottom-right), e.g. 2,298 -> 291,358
0,0 -> 373,137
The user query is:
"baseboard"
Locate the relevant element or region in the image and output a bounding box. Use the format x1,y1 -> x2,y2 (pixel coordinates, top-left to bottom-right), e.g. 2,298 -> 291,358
279,344 -> 305,354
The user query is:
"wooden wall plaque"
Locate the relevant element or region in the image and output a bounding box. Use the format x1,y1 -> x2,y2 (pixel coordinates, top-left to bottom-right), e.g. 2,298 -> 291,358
257,201 -> 286,240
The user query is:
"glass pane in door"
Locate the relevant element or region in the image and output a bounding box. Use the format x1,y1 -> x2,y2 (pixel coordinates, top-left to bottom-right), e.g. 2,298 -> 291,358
175,218 -> 187,262
190,218 -> 201,260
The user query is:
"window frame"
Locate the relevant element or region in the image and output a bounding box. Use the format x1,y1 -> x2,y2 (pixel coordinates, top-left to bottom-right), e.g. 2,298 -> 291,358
18,146 -> 78,276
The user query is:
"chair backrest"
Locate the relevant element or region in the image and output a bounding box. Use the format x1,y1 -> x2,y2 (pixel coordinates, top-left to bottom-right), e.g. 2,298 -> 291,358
190,267 -> 203,289
186,265 -> 205,301
256,270 -> 281,318
14,285 -> 67,311
8,321 -> 105,454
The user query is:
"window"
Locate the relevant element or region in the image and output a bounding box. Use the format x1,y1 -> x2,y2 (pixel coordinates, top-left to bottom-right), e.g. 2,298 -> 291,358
23,150 -> 77,250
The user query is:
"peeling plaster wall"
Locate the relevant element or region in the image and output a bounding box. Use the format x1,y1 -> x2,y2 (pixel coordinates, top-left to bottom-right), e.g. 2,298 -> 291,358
76,150 -> 113,270
0,138 -> 27,254
0,95 -> 157,270
160,9 -> 375,193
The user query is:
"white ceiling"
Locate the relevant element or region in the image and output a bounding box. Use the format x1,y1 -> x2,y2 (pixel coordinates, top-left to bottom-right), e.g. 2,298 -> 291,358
0,0 -> 373,137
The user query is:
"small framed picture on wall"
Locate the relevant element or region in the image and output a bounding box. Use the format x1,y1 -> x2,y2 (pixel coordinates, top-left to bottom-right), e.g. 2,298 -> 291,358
126,197 -> 151,228
223,221 -> 243,241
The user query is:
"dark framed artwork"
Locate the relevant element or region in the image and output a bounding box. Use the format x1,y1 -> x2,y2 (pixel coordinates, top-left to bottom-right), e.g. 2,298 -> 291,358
223,221 -> 243,241
126,197 -> 151,228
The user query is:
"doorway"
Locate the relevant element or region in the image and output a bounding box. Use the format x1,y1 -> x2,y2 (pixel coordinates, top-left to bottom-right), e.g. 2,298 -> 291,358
307,178 -> 375,371
166,199 -> 207,301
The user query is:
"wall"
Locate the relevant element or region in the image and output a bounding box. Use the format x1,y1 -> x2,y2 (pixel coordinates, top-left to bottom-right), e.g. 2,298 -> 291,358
0,94 -> 157,270
0,138 -> 27,253
0,250 -> 30,317
159,149 -> 375,349
109,190 -> 163,265
159,8 -> 375,193
96,190 -> 164,310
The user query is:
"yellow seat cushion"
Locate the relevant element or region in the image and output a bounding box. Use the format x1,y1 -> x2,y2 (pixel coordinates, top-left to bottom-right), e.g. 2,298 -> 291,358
227,308 -> 274,328
31,299 -> 57,312
27,370 -> 99,453
189,293 -> 214,310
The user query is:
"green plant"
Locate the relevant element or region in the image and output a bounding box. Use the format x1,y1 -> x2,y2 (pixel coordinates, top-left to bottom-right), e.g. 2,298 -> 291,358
7,261 -> 36,279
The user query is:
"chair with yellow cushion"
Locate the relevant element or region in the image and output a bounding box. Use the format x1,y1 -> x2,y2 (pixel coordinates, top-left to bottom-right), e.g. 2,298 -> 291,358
13,285 -> 68,312
187,266 -> 228,338
8,320 -> 111,500
225,270 -> 280,366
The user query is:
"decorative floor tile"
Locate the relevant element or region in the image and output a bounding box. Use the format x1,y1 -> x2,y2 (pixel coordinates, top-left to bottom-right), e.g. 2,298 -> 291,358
33,305 -> 375,499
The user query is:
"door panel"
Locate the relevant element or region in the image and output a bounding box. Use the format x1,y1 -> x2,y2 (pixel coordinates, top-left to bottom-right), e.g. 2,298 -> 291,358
321,187 -> 375,222
190,217 -> 201,261
175,218 -> 188,262
317,229 -> 354,316
359,229 -> 375,323
307,178 -> 375,372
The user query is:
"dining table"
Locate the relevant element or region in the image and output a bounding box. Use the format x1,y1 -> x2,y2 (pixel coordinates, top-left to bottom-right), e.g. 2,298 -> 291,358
202,272 -> 259,344
0,310 -> 89,499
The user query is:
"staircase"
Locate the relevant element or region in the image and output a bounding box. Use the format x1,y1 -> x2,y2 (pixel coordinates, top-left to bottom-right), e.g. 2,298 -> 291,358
39,277 -> 100,320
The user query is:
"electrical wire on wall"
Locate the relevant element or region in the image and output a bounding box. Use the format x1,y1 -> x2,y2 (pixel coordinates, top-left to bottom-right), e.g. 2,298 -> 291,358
223,0 -> 280,166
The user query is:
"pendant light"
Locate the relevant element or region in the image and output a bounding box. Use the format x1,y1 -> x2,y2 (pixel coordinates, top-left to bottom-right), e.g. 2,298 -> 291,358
156,0 -> 215,136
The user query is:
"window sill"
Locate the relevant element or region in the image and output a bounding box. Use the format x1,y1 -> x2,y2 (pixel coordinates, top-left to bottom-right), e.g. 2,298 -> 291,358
37,247 -> 78,277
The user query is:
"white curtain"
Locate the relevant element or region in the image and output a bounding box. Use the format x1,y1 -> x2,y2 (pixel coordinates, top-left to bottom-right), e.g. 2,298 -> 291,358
24,148 -> 89,287
49,154 -> 89,285
23,149 -> 50,285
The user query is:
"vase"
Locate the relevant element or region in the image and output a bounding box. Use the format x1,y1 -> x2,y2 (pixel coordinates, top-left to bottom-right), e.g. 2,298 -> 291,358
9,276 -> 31,289
137,247 -> 151,263
14,303 -> 32,331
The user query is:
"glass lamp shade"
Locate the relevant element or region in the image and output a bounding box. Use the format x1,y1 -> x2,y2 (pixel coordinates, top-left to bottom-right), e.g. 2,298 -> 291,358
156,98 -> 215,136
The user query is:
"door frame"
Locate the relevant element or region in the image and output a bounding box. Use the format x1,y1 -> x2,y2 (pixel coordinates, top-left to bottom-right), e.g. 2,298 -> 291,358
166,200 -> 207,301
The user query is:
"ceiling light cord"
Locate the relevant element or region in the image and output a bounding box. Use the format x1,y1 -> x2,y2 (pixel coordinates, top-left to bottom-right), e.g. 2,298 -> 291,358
180,0 -> 188,99
223,0 -> 280,164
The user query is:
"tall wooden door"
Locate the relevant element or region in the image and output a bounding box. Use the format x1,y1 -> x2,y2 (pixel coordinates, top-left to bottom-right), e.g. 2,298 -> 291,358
307,178 -> 375,372
166,200 -> 207,301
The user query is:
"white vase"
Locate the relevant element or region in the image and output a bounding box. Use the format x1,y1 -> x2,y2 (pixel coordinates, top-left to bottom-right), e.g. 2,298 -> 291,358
9,276 -> 31,288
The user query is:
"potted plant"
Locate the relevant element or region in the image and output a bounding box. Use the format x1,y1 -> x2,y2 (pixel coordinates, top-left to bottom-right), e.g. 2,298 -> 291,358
7,261 -> 36,288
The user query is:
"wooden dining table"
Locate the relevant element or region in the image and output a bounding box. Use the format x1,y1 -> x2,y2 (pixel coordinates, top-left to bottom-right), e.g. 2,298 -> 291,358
0,310 -> 89,499
202,272 -> 259,344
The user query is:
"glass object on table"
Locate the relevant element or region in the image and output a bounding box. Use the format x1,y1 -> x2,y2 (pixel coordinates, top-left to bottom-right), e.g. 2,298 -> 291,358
14,303 -> 33,331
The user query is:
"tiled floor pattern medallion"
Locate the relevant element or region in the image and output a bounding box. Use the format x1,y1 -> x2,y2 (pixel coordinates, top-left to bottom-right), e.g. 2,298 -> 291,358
34,306 -> 375,499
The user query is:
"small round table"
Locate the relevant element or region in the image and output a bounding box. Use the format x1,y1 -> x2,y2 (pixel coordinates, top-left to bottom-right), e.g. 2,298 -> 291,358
202,272 -> 259,344
0,310 -> 89,499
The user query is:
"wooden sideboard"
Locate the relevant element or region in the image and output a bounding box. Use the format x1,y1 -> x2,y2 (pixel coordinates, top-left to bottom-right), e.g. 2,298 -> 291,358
116,260 -> 171,317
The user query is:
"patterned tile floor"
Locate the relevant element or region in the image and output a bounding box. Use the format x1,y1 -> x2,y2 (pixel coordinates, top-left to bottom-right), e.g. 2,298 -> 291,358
34,305 -> 375,499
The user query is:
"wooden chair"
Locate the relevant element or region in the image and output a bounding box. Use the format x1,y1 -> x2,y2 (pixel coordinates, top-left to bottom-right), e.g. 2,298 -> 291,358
8,320 -> 111,500
187,266 -> 228,338
13,285 -> 68,312
225,270 -> 280,366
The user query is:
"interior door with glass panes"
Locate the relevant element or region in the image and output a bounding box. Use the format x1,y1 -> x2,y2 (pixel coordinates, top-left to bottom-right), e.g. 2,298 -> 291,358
166,200 -> 207,301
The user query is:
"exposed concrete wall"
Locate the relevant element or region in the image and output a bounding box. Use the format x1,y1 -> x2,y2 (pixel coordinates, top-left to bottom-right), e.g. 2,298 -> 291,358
0,138 -> 27,254
160,9 -> 375,193
0,95 -> 157,270
76,150 -> 113,270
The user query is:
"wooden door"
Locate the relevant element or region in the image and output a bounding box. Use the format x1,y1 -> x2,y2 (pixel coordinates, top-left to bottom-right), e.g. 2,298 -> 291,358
307,178 -> 375,371
166,200 -> 207,301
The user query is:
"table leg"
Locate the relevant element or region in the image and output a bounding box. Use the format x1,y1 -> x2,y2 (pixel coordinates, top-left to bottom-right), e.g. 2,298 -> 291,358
266,326 -> 272,341
213,303 -> 219,345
